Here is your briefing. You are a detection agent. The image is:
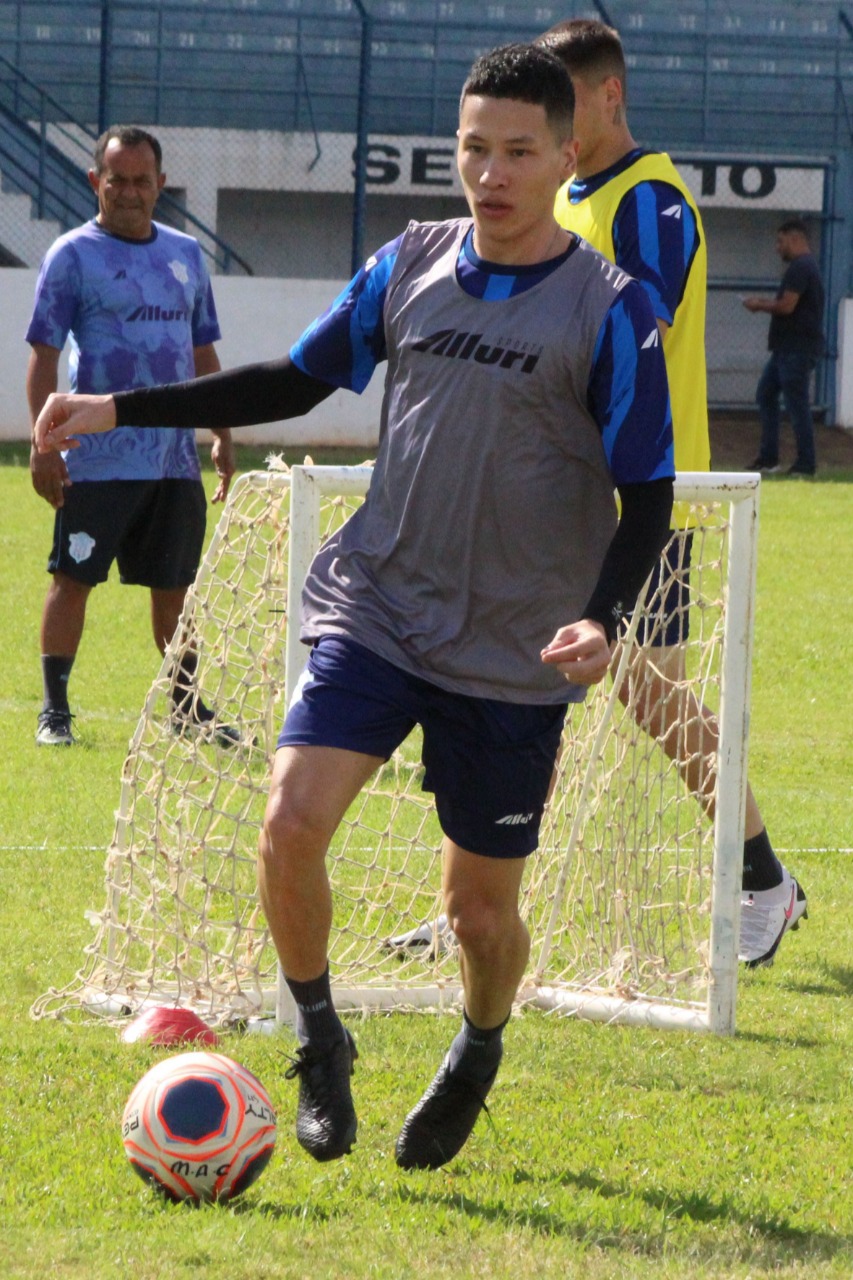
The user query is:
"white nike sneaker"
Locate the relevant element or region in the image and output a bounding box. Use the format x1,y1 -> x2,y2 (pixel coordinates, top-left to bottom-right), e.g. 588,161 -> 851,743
384,914 -> 456,958
36,709 -> 76,746
739,871 -> 808,968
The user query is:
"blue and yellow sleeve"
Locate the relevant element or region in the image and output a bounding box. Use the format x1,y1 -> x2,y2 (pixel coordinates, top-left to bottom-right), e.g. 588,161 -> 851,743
612,182 -> 700,327
588,279 -> 675,487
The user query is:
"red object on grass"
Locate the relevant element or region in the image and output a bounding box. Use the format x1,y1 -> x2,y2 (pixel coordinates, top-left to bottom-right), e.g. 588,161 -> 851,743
121,1006 -> 219,1047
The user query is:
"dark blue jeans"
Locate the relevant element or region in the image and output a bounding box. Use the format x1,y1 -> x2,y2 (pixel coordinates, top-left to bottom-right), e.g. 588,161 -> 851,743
756,350 -> 817,472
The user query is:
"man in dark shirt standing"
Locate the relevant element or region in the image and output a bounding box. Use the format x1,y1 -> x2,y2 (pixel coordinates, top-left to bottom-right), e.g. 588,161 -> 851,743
743,218 -> 825,477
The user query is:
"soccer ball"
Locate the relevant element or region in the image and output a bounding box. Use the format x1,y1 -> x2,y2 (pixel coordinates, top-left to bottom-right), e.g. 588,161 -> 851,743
121,1051 -> 276,1203
121,1005 -> 218,1047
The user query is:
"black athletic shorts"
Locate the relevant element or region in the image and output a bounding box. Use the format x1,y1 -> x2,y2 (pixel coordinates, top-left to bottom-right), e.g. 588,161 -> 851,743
48,478 -> 207,589
279,635 -> 568,859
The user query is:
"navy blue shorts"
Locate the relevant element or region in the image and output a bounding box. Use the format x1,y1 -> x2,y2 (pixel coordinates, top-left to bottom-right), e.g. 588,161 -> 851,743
633,531 -> 693,647
279,636 -> 568,859
48,479 -> 207,589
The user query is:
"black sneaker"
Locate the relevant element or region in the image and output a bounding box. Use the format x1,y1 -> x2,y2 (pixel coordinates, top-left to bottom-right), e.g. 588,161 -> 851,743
170,699 -> 242,749
786,463 -> 816,478
746,457 -> 780,474
35,709 -> 76,746
284,1030 -> 358,1162
395,1054 -> 497,1170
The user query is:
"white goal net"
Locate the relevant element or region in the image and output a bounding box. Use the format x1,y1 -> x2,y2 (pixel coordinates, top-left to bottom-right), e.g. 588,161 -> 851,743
33,465 -> 760,1036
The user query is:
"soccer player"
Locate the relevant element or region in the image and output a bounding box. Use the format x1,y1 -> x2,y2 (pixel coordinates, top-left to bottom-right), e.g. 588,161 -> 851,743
538,17 -> 807,968
36,45 -> 674,1170
26,126 -> 235,747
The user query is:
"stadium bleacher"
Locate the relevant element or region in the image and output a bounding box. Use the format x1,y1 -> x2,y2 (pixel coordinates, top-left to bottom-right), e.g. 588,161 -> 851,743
2,0 -> 849,148
1,0 -> 849,417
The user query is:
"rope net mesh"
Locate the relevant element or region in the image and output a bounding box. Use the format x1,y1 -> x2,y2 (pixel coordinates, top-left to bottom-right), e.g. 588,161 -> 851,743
32,466 -> 740,1029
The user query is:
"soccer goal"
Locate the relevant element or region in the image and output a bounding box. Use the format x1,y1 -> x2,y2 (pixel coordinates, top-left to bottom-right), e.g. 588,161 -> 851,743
32,464 -> 760,1037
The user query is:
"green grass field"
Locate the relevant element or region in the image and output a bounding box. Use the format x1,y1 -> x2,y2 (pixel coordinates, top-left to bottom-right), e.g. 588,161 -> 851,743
1,441 -> 851,1279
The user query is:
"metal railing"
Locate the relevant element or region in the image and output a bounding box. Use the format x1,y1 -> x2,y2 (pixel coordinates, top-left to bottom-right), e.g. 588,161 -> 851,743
0,53 -> 253,274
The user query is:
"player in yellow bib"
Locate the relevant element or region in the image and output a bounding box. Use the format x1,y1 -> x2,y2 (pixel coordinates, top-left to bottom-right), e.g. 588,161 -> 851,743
555,151 -> 708,491
540,18 -> 806,968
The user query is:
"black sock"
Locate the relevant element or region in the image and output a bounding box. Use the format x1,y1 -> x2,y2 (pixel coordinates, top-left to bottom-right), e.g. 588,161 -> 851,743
170,649 -> 216,722
41,655 -> 74,714
447,1009 -> 508,1084
170,649 -> 197,715
171,649 -> 217,720
742,828 -> 784,892
285,965 -> 345,1049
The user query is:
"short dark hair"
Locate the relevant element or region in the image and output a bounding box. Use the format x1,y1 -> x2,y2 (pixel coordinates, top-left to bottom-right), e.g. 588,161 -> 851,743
93,126 -> 163,174
536,18 -> 627,97
777,217 -> 810,239
460,43 -> 574,138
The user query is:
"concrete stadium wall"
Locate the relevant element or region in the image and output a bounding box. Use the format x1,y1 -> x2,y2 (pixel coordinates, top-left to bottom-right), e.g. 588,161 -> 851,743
1,272 -> 383,448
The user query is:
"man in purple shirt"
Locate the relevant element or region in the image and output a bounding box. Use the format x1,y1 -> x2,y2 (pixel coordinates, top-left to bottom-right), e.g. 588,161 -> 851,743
27,125 -> 235,746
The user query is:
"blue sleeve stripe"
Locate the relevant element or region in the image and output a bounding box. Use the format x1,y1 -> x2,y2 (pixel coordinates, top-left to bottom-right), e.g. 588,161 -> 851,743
290,238 -> 399,393
682,202 -> 698,274
289,341 -> 310,375
613,182 -> 700,327
351,249 -> 396,390
638,277 -> 667,323
599,300 -> 638,465
647,453 -> 676,482
588,285 -> 674,486
636,183 -> 662,283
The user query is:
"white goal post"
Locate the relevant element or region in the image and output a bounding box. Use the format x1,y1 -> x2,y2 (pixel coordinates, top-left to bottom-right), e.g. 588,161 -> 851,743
33,465 -> 760,1037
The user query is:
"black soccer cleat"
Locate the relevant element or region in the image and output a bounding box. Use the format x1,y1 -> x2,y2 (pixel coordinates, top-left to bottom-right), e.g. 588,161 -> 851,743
284,1029 -> 358,1162
395,1054 -> 497,1170
170,698 -> 244,749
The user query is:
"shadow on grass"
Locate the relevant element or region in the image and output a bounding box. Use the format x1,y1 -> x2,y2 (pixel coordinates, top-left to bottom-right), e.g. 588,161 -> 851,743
393,1172 -> 850,1262
239,1197 -> 337,1224
780,960 -> 853,998
732,1029 -> 823,1049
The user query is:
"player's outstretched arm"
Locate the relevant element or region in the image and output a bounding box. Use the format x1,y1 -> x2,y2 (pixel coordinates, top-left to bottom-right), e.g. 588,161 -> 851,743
35,393 -> 117,453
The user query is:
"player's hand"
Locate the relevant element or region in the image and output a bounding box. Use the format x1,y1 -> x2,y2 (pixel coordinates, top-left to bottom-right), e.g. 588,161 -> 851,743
210,430 -> 236,504
741,296 -> 762,313
541,619 -> 613,686
35,392 -> 117,453
30,444 -> 71,509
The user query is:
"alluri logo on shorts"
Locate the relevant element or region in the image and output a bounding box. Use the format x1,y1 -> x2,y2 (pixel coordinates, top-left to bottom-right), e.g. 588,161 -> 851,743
412,329 -> 541,373
68,531 -> 96,563
495,812 -> 534,826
